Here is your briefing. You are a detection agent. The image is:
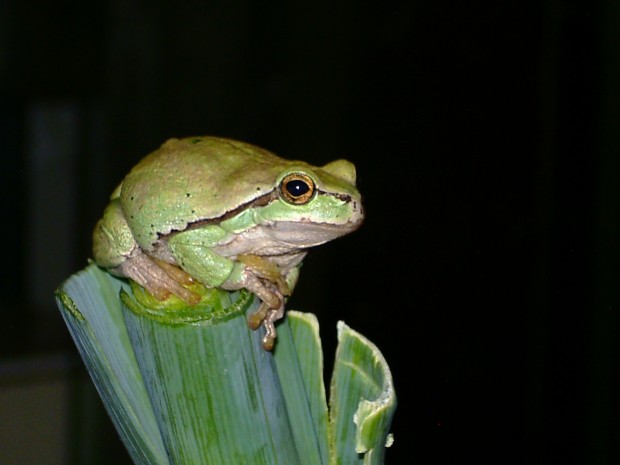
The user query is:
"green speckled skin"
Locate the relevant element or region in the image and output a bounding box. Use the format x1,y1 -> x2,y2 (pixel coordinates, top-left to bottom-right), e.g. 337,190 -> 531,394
119,137 -> 360,250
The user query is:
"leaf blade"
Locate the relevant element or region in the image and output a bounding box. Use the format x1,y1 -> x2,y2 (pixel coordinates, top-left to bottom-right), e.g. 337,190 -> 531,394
55,264 -> 170,465
121,286 -> 302,465
274,311 -> 329,465
329,322 -> 396,465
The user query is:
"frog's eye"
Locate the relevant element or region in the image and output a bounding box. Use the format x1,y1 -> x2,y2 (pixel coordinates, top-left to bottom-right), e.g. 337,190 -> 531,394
279,173 -> 315,204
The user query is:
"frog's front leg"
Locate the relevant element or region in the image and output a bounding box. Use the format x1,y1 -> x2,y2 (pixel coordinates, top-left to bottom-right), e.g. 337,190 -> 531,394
236,253 -> 308,349
239,268 -> 286,351
168,230 -> 288,349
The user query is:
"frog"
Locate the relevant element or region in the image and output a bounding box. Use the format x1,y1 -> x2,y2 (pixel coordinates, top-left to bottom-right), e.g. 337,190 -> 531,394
92,136 -> 364,350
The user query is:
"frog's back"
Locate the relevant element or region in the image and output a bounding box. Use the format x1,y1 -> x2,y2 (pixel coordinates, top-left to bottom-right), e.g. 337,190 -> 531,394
118,136 -> 304,249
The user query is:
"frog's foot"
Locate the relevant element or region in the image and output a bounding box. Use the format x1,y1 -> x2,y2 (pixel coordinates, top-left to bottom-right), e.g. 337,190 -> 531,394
238,254 -> 290,296
243,273 -> 285,350
117,250 -> 201,304
248,302 -> 282,351
247,301 -> 270,330
152,258 -> 195,285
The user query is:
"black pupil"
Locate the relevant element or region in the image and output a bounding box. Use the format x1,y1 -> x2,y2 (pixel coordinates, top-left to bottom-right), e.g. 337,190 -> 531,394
286,179 -> 310,197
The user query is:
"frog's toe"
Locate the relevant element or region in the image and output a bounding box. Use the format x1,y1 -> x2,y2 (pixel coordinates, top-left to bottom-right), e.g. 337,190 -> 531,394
118,250 -> 200,304
247,302 -> 270,330
152,258 -> 195,285
262,331 -> 276,351
247,301 -> 283,351
261,308 -> 280,351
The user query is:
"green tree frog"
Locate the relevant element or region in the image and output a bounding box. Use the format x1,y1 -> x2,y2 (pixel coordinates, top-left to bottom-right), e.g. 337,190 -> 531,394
92,136 -> 364,349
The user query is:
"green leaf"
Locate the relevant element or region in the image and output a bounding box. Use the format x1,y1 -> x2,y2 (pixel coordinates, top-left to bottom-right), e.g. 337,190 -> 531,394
121,286 -> 300,465
55,264 -> 170,465
273,311 -> 329,465
329,322 -> 397,465
55,265 -> 396,465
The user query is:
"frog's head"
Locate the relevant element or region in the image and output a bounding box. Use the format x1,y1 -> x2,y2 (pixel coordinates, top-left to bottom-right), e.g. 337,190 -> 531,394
255,159 -> 364,248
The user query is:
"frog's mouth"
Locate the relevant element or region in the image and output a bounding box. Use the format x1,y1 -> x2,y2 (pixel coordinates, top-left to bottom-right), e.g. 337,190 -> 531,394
263,217 -> 364,248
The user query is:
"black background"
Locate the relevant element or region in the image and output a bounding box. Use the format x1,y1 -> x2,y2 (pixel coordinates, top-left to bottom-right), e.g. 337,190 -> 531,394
2,1 -> 620,464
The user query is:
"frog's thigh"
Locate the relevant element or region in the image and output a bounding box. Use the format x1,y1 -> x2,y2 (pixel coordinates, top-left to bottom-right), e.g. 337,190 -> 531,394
167,228 -> 235,287
92,198 -> 137,268
118,249 -> 199,303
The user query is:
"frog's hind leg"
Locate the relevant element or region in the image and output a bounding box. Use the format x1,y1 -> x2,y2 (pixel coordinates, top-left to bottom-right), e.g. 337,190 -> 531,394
93,198 -> 200,304
117,249 -> 201,304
